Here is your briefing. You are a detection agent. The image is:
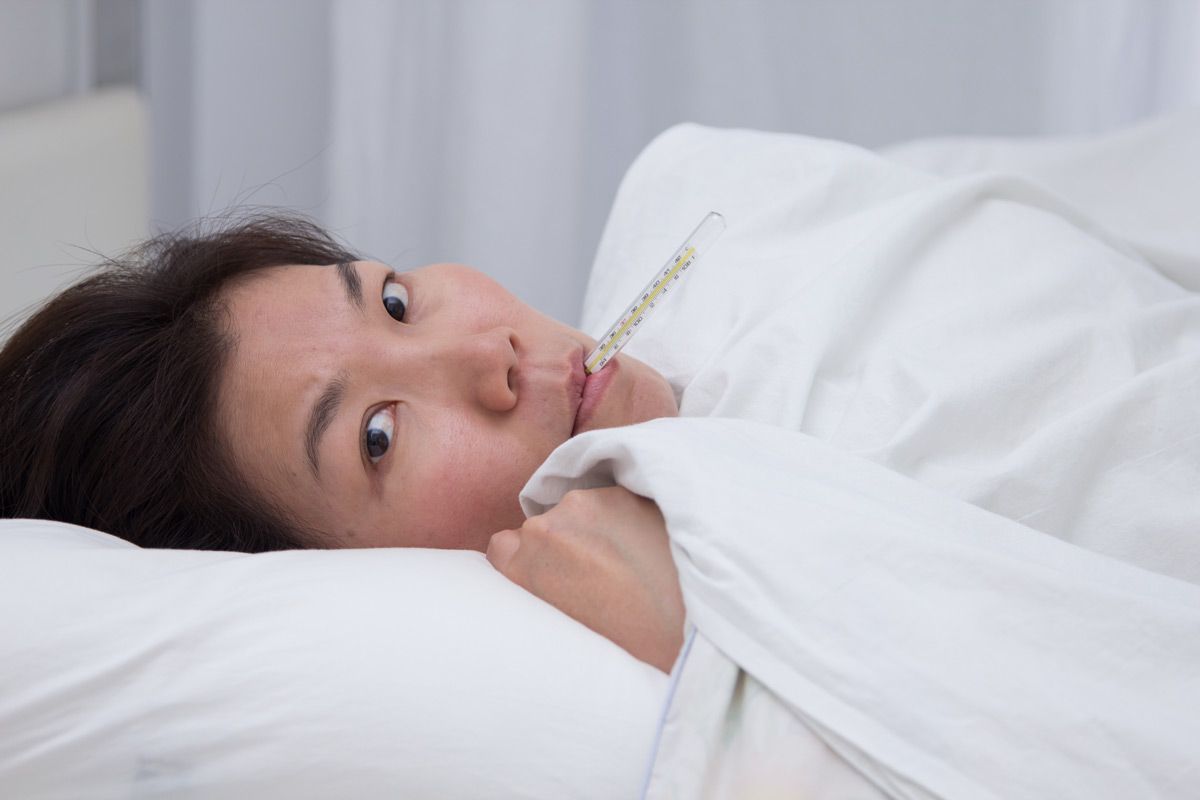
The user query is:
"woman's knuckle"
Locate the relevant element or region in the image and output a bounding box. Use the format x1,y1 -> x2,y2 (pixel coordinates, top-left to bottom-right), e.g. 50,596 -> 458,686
523,514 -> 553,538
560,488 -> 588,508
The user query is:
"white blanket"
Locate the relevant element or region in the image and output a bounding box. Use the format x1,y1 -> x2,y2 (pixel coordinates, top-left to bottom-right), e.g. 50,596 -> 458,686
524,121 -> 1200,797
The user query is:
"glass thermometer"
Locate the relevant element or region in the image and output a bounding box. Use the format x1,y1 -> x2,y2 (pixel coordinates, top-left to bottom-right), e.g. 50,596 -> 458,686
585,211 -> 726,374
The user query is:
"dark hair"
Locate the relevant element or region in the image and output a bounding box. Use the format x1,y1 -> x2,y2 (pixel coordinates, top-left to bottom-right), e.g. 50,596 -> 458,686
0,213 -> 359,551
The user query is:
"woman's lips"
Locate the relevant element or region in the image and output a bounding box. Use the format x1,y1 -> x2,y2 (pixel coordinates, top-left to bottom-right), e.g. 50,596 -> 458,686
572,357 -> 618,435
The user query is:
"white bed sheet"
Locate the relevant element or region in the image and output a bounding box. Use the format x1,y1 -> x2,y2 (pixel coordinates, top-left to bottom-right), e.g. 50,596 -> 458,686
881,108 -> 1200,292
583,121 -> 1200,586
526,419 -> 1200,799
551,115 -> 1200,798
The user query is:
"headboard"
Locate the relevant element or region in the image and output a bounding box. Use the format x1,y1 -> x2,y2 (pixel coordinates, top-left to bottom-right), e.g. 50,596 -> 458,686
0,87 -> 148,338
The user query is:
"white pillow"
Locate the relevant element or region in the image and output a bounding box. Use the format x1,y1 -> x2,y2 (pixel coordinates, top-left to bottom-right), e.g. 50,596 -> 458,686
0,519 -> 666,799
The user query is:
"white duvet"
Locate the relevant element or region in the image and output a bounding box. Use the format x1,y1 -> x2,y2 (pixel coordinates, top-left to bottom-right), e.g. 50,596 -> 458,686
522,118 -> 1200,798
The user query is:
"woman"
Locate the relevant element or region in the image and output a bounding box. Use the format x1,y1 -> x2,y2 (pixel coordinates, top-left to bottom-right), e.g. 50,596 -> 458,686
0,214 -> 687,670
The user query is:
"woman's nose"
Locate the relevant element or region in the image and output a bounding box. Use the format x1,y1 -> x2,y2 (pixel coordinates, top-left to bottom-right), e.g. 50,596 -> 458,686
444,327 -> 519,412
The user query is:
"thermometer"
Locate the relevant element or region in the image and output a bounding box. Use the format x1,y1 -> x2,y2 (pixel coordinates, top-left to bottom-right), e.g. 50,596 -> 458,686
584,211 -> 726,374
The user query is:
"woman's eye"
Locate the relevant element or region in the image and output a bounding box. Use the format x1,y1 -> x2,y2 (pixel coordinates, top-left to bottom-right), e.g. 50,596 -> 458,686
364,406 -> 395,464
383,279 -> 408,322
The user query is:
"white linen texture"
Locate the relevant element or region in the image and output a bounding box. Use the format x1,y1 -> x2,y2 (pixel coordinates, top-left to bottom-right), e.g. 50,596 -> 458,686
533,119 -> 1200,798
0,521 -> 666,799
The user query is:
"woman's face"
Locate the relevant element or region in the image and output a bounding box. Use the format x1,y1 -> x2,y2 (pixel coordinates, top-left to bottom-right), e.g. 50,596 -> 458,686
217,260 -> 677,550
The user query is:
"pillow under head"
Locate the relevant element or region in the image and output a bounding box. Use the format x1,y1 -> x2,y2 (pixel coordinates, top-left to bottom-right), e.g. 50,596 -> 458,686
0,519 -> 666,799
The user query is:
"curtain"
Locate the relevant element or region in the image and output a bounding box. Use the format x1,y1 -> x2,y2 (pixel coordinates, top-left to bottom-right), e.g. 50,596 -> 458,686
325,0 -> 1199,325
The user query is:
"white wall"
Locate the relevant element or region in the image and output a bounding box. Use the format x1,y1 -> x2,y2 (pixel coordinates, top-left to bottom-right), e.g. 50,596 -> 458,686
136,0 -> 1200,324
0,0 -> 146,332
142,0 -> 330,232
323,0 -> 1200,323
1,1 -> 1197,327
0,0 -> 81,112
0,0 -> 138,113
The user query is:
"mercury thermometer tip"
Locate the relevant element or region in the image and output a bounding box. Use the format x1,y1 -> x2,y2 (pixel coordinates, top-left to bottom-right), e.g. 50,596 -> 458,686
584,211 -> 726,375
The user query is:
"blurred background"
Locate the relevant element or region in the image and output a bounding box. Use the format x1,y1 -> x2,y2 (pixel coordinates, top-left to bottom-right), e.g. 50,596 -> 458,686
1,0 -> 1198,329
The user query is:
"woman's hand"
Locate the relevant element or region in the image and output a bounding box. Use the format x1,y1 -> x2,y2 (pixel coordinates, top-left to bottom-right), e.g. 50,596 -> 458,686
486,487 -> 686,673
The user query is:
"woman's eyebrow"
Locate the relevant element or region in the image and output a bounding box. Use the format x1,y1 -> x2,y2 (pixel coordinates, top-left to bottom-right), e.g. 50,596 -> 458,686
305,262 -> 370,478
336,260 -> 364,310
305,373 -> 347,478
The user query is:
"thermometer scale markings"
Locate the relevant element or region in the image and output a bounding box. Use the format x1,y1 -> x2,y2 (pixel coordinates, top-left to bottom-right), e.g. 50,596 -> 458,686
585,245 -> 696,373
584,211 -> 726,375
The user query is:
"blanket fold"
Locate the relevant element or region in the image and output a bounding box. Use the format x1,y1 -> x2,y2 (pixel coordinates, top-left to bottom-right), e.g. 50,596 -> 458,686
523,418 -> 1200,799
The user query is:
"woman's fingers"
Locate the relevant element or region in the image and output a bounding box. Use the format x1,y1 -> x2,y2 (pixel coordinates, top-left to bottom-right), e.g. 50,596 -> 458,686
487,517 -> 561,595
486,528 -> 521,574
484,487 -> 686,673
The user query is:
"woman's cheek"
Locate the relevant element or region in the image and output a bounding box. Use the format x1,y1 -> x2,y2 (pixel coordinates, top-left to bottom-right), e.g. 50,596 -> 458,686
626,360 -> 679,423
580,357 -> 678,434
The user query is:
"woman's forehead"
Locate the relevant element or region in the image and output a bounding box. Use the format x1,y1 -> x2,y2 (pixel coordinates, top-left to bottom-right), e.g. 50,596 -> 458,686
225,264 -> 359,346
223,262 -> 333,312
218,264 -> 355,470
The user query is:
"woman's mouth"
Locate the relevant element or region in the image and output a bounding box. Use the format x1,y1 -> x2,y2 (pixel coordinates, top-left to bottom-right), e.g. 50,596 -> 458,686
572,357 -> 618,435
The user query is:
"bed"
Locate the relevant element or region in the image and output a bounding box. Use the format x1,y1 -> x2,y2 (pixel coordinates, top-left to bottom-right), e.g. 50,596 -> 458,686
2,106 -> 1199,798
